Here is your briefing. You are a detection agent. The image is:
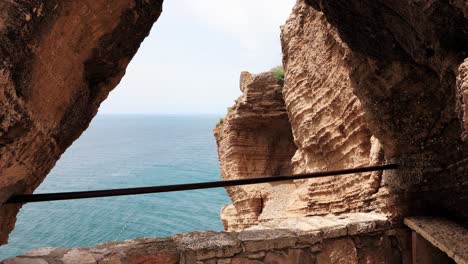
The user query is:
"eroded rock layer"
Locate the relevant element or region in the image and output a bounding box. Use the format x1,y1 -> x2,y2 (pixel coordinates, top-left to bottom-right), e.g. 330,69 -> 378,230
0,0 -> 163,244
306,0 -> 468,222
281,1 -> 390,217
214,72 -> 297,231
217,0 -> 468,230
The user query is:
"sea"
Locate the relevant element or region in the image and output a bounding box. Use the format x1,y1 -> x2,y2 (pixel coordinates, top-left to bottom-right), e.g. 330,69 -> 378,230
0,115 -> 230,260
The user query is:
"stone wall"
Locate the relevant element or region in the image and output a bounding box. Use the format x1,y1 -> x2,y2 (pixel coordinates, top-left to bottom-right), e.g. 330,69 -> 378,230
1,213 -> 411,264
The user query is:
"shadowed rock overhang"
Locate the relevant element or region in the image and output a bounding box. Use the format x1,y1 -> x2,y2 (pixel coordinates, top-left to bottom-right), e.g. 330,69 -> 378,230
0,0 -> 164,244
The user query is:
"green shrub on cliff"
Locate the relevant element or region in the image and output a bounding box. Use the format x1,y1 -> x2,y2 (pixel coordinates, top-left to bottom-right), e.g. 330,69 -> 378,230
216,117 -> 224,126
271,66 -> 285,81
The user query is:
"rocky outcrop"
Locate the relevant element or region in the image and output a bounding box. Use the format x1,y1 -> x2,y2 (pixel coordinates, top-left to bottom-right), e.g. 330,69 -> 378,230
1,213 -> 411,264
216,0 -> 468,230
306,0 -> 468,222
281,1 -> 389,218
214,71 -> 297,231
0,0 -> 163,244
216,2 -> 391,231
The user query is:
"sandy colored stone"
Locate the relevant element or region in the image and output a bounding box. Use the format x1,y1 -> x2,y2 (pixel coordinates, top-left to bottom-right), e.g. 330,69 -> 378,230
23,247 -> 56,257
260,217 -> 323,245
216,0 -> 468,231
238,229 -> 297,252
200,260 -> 216,264
329,213 -> 390,235
316,238 -> 358,264
2,258 -> 48,264
62,249 -> 96,264
231,258 -> 263,264
0,0 -> 164,244
281,0 -> 384,220
306,0 -> 468,220
264,249 -> 315,264
299,216 -> 347,239
214,71 -> 297,231
172,231 -> 241,260
127,255 -> 178,264
245,252 -> 265,260
4,222 -> 408,264
125,238 -> 179,264
97,253 -> 123,264
215,0 -> 398,231
217,259 -> 232,264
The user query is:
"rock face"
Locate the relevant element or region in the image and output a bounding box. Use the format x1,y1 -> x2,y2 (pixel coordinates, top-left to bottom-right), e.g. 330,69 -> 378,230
217,0 -> 468,230
0,0 -> 163,244
459,59 -> 468,141
306,0 -> 468,221
214,72 -> 297,231
281,1 -> 389,217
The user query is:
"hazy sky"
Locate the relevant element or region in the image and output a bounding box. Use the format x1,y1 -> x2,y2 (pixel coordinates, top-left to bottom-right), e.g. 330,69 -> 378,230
99,0 -> 296,115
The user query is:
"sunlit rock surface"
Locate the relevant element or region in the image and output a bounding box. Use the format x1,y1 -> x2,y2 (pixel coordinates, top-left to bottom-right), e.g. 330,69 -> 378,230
216,0 -> 468,230
281,0 -> 391,218
0,0 -> 163,244
214,71 -> 297,231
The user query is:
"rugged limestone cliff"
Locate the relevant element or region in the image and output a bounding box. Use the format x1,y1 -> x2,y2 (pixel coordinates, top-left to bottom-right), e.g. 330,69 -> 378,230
281,1 -> 390,217
0,0 -> 466,257
217,0 -> 468,231
214,71 -> 297,231
0,0 -> 163,244
306,0 -> 468,222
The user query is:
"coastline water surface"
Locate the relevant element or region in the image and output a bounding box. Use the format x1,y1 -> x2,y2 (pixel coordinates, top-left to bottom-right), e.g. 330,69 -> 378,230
0,115 -> 229,259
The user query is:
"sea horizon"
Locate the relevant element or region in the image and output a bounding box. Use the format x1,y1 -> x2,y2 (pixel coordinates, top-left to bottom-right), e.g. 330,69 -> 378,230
0,114 -> 230,260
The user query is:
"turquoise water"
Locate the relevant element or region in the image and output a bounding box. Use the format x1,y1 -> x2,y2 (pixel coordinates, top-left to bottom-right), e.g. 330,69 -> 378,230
0,115 -> 230,260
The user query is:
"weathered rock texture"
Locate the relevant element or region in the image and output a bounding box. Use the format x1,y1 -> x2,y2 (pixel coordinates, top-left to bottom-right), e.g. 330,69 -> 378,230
458,59 -> 468,141
304,0 -> 468,222
281,1 -> 389,218
214,71 -> 297,231
2,213 -> 412,264
0,0 -> 163,244
216,0 -> 468,230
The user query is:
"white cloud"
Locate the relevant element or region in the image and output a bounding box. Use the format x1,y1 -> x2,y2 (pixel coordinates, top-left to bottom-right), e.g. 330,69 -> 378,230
184,0 -> 296,51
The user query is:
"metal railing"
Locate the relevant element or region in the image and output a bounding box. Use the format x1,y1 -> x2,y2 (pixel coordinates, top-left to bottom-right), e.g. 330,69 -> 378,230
6,164 -> 398,204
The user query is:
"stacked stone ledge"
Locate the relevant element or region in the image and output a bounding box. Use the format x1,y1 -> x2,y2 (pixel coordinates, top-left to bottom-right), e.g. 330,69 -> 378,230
2,213 -> 410,264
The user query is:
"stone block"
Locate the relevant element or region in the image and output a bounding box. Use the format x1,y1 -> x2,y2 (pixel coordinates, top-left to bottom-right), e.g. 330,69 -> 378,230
173,231 -> 241,260
300,216 -> 347,239
62,249 -> 97,264
316,238 -> 358,264
231,258 -> 263,264
2,258 -> 48,264
238,229 -> 297,252
332,213 -> 390,235
125,238 -> 179,264
264,249 -> 315,264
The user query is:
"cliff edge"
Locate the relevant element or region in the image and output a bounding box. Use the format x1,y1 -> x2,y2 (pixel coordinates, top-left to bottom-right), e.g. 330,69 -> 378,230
216,0 -> 468,231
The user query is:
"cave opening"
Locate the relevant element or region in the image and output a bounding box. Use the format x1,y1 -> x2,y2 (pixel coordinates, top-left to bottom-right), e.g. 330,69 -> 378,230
0,0 -> 297,259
